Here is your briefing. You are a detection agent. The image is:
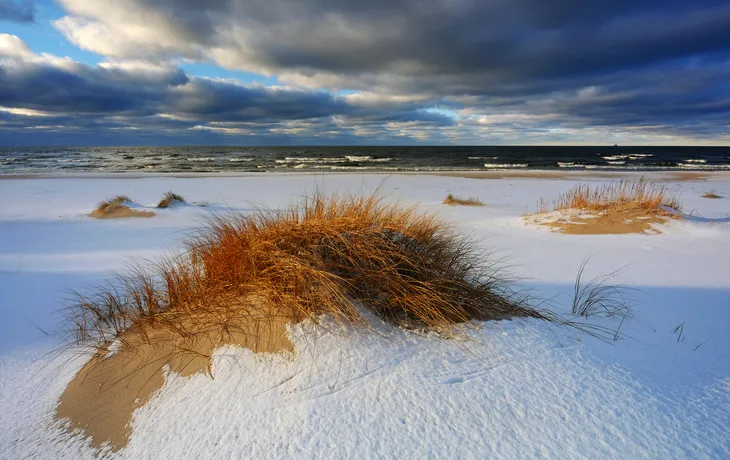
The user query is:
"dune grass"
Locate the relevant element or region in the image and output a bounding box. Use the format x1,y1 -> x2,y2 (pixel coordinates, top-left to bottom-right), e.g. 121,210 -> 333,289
443,193 -> 484,206
68,193 -> 542,348
157,192 -> 186,208
94,195 -> 132,214
537,178 -> 681,214
90,195 -> 155,219
571,259 -> 633,318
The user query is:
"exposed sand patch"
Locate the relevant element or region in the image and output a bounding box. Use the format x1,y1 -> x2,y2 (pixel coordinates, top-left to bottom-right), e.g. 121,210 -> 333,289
526,178 -> 683,235
56,303 -> 293,451
528,203 -> 681,235
89,205 -> 156,219
663,172 -> 710,182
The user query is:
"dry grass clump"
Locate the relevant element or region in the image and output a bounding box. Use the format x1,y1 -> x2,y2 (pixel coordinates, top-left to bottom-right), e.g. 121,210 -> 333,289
89,195 -> 155,219
68,193 -> 541,348
528,178 -> 682,235
96,195 -> 131,213
701,191 -> 722,199
157,191 -> 186,208
538,178 -> 681,214
443,193 -> 484,206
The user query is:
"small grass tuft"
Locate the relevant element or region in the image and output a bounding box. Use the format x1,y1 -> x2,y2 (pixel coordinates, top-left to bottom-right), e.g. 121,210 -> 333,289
443,193 -> 484,206
571,259 -> 633,318
671,321 -> 686,342
539,178 -> 681,214
90,195 -> 154,219
95,195 -> 131,214
157,192 -> 186,208
701,191 -> 722,199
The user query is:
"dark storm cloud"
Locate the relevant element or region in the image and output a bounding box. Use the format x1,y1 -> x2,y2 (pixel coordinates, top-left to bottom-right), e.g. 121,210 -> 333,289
470,53 -> 730,128
55,0 -> 730,94
0,45 -> 454,144
0,56 -> 337,118
0,0 -> 33,23
1,67 -> 157,115
169,79 -> 351,122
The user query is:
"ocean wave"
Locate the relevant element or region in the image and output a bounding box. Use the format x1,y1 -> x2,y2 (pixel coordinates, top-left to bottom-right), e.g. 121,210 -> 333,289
186,157 -> 217,162
327,165 -> 400,170
484,163 -> 529,169
345,155 -> 373,161
683,159 -> 706,164
274,164 -> 402,171
676,164 -> 730,170
279,157 -> 345,163
56,158 -> 93,164
228,157 -> 254,162
276,156 -> 394,164
345,155 -> 376,161
557,162 -> 584,168
468,156 -> 498,160
558,163 -> 626,169
348,156 -> 393,162
603,154 -> 655,161
581,165 -> 632,169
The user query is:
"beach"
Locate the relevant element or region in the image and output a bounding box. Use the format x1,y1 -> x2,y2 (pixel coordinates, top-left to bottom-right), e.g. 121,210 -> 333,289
0,171 -> 729,458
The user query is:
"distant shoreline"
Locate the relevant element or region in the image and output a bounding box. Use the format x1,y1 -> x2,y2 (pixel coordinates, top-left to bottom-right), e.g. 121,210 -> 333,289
0,169 -> 725,181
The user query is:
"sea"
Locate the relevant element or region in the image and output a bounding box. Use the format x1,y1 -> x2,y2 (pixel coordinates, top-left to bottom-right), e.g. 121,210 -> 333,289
1,146 -> 729,174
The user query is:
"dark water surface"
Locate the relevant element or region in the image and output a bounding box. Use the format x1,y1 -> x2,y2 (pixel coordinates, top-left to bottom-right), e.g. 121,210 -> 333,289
1,146 -> 729,174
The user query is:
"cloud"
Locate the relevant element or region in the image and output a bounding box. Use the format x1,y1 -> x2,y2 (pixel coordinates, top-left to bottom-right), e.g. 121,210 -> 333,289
52,0 -> 730,96
0,0 -> 33,23
0,35 -> 458,144
0,33 -> 32,58
6,0 -> 730,147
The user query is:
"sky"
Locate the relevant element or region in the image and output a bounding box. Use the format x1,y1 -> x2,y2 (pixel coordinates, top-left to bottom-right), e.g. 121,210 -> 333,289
0,0 -> 729,146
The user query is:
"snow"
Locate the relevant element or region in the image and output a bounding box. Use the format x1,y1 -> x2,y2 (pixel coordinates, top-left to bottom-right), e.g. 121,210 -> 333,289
1,172 -> 729,459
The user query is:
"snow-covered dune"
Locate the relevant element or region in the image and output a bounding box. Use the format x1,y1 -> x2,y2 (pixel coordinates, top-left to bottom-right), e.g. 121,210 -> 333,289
1,172 -> 729,459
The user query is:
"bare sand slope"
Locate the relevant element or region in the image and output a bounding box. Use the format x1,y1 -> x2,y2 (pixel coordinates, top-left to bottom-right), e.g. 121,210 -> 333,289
89,206 -> 155,219
530,203 -> 681,235
57,304 -> 293,451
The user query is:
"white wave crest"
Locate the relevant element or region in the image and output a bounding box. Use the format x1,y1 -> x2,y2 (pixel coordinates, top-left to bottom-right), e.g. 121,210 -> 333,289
345,155 -> 372,161
186,157 -> 217,162
677,164 -> 730,170
484,163 -> 529,169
